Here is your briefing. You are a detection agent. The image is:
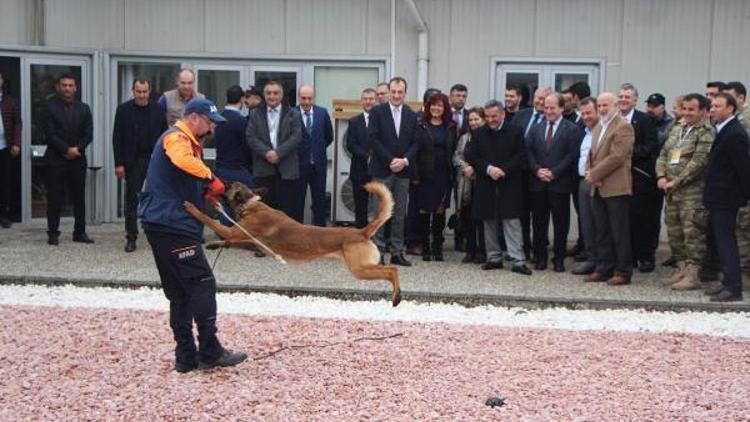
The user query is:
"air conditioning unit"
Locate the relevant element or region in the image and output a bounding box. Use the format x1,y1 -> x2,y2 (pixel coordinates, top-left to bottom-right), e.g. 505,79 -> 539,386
332,116 -> 355,224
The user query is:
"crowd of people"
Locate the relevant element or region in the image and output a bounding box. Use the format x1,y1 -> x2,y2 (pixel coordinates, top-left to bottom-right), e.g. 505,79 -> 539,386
339,77 -> 750,302
4,69 -> 749,305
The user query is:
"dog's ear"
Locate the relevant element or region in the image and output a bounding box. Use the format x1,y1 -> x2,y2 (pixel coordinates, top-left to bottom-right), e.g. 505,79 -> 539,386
233,190 -> 244,203
253,187 -> 269,197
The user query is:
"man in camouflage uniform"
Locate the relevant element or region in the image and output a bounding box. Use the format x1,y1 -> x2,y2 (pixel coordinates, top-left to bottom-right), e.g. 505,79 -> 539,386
656,93 -> 714,290
723,82 -> 750,288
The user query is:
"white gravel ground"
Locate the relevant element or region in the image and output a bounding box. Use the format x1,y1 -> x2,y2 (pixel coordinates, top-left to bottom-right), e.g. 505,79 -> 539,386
1,283 -> 748,338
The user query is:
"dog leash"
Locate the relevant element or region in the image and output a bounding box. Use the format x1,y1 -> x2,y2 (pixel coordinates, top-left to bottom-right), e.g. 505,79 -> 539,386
214,201 -> 288,265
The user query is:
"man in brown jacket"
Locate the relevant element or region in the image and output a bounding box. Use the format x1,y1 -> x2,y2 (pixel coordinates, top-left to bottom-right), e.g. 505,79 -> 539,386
585,92 -> 635,285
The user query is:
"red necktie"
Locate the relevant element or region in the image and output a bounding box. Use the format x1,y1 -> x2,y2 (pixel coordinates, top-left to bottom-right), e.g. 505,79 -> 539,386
544,121 -> 554,152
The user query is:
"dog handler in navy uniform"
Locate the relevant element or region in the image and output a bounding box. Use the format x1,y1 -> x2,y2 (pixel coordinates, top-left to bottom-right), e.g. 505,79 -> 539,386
138,98 -> 247,373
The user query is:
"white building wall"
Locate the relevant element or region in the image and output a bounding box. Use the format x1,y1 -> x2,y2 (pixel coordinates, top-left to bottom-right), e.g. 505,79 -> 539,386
4,0 -> 750,102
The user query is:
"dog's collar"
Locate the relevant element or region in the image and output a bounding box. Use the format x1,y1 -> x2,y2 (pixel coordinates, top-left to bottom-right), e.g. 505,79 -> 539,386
236,197 -> 256,218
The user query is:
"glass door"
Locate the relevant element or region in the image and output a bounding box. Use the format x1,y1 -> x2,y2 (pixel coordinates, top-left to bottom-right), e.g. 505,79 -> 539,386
194,65 -> 243,157
496,67 -> 541,109
495,62 -> 601,105
250,66 -> 301,107
22,56 -> 90,222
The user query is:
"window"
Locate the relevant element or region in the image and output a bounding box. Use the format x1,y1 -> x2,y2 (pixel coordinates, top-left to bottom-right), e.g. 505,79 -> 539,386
493,60 -> 602,106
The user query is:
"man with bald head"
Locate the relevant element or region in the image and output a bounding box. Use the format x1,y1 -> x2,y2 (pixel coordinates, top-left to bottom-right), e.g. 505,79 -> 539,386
159,69 -> 205,126
293,85 -> 333,225
585,92 -> 635,285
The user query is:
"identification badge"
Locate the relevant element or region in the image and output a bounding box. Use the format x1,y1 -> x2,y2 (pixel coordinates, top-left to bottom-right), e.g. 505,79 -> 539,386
668,149 -> 681,165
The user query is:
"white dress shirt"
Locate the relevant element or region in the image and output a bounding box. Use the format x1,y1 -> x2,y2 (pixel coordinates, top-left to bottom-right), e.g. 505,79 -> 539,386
0,93 -> 6,150
715,115 -> 735,134
267,105 -> 280,148
622,108 -> 635,124
390,103 -> 402,137
578,126 -> 592,176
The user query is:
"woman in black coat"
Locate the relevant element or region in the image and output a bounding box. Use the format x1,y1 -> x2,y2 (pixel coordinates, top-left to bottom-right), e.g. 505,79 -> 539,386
453,106 -> 487,263
414,93 -> 457,261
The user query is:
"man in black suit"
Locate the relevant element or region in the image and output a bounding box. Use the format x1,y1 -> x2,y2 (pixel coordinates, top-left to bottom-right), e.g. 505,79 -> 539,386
512,86 -> 553,259
504,84 -> 523,124
367,76 -> 419,266
246,81 -> 302,218
43,73 -> 94,246
618,83 -> 660,273
703,93 -> 750,302
527,92 -> 583,271
345,88 -> 376,228
449,84 -> 469,137
112,79 -> 168,252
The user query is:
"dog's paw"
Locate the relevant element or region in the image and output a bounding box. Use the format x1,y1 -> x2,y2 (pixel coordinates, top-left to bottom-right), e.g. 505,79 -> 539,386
392,289 -> 402,307
205,241 -> 223,250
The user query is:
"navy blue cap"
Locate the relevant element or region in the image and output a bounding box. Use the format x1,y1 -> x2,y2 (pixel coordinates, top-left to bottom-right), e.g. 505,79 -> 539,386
184,98 -> 227,123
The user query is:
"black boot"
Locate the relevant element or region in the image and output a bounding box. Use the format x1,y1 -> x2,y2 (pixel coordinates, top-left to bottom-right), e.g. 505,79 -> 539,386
432,213 -> 446,261
419,213 -> 431,261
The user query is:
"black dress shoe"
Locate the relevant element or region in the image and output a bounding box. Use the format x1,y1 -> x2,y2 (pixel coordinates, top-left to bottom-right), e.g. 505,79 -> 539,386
124,239 -> 136,253
511,264 -> 532,275
553,261 -> 565,272
174,358 -> 199,373
47,234 -> 59,246
573,252 -> 588,263
704,284 -> 724,296
571,262 -> 596,275
474,254 -> 486,264
638,260 -> 655,273
534,261 -> 547,271
709,290 -> 743,302
72,233 -> 95,244
0,217 -> 11,228
481,261 -> 503,270
390,254 -> 412,267
198,349 -> 248,370
461,254 -> 475,263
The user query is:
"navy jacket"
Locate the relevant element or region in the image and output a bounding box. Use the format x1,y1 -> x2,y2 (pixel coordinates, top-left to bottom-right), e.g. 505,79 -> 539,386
112,99 -> 167,168
298,105 -> 333,168
512,107 -> 545,139
527,117 -> 583,193
703,117 -> 750,209
367,102 -> 419,179
138,126 -> 207,240
345,112 -> 370,181
215,108 -> 252,171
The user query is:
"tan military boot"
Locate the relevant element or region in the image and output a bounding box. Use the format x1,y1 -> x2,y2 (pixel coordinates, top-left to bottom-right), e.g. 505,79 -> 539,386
664,261 -> 686,286
672,264 -> 701,290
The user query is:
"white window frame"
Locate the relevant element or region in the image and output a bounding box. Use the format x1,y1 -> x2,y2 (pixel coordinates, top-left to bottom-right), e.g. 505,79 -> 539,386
490,57 -> 606,100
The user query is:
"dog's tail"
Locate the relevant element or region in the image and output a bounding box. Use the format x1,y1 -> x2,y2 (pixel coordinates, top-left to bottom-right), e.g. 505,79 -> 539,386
361,182 -> 393,239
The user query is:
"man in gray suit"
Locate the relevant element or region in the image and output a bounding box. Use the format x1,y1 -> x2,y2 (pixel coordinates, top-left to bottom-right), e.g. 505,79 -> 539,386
245,81 -> 302,217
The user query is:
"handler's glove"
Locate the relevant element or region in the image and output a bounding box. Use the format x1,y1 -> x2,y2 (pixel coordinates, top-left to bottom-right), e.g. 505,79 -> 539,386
204,176 -> 225,205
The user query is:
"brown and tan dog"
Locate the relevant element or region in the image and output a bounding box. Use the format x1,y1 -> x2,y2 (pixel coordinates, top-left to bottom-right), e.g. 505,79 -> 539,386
183,181 -> 402,306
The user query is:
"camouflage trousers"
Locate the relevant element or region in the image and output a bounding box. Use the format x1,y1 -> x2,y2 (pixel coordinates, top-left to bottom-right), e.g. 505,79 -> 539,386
738,205 -> 750,272
665,198 -> 707,265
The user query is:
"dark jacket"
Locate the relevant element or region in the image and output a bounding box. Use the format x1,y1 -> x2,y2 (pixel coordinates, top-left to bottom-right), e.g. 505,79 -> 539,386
703,117 -> 750,209
414,121 -> 457,181
367,102 -> 419,179
526,117 -> 583,194
298,105 -> 333,168
345,112 -> 370,182
0,93 -> 22,148
466,123 -> 528,220
215,108 -> 251,171
628,109 -> 659,194
511,107 -> 545,139
42,96 -> 93,166
112,99 -> 167,168
138,124 -> 210,240
246,105 -> 302,180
